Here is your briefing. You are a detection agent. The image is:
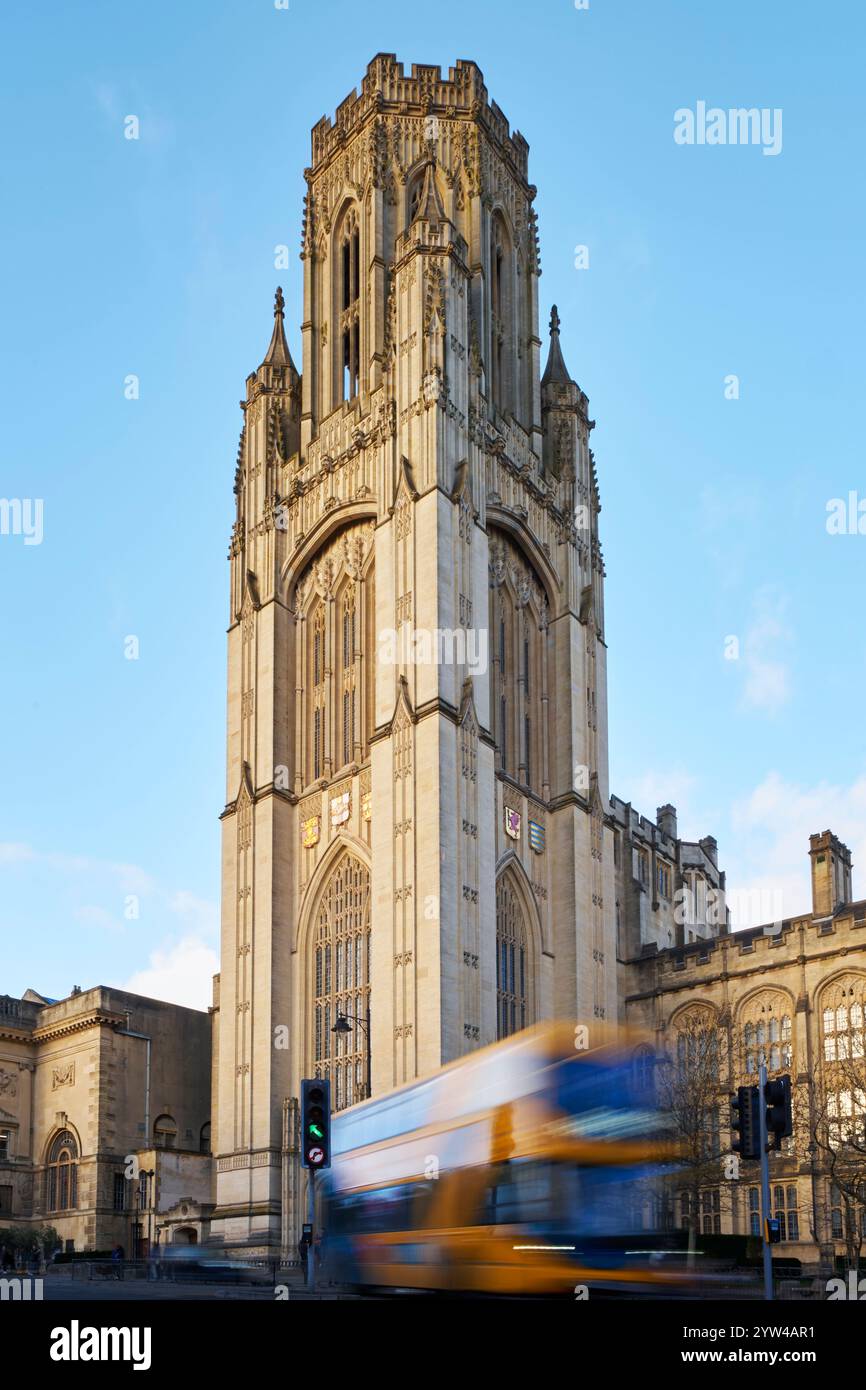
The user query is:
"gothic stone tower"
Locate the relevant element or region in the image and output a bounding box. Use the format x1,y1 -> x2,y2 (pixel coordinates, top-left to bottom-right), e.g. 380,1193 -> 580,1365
211,55 -> 616,1253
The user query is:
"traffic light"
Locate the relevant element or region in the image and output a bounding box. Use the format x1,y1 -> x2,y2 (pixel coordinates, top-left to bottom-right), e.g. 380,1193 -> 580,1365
765,1216 -> 782,1245
300,1078 -> 331,1170
764,1074 -> 793,1151
730,1084 -> 761,1161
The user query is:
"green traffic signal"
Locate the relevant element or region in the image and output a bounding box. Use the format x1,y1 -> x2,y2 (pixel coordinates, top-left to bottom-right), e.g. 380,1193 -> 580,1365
300,1078 -> 332,1170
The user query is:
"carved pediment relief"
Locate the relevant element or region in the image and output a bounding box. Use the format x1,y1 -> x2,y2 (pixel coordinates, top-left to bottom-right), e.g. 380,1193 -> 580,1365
0,1069 -> 18,1098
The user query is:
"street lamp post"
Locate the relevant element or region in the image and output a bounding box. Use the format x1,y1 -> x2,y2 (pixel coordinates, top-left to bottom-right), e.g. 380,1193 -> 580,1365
331,1005 -> 371,1099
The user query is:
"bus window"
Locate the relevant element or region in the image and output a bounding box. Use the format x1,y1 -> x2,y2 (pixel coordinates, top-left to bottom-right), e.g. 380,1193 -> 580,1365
482,1160 -> 554,1225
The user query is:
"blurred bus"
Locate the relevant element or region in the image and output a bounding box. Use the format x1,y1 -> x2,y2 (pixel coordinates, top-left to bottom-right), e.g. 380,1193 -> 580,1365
317,1022 -> 684,1295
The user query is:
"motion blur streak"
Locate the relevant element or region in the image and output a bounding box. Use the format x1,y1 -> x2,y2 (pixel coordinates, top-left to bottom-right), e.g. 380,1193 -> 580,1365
317,1022 -> 687,1295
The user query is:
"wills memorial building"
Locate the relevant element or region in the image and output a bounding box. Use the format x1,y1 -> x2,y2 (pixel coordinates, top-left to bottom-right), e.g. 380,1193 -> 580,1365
211,54 -> 619,1252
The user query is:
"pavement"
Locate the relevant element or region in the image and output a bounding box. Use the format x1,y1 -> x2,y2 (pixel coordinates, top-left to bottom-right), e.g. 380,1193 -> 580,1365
39,1268 -> 361,1301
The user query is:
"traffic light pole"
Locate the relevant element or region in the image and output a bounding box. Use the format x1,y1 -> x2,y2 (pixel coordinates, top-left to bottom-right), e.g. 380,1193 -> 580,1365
306,1168 -> 316,1292
758,1062 -> 773,1302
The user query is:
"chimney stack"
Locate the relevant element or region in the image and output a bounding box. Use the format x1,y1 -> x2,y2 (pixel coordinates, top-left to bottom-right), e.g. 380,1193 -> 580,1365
656,804 -> 678,839
809,830 -> 853,917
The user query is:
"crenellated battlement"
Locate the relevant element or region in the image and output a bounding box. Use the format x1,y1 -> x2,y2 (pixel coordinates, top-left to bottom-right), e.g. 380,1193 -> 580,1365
309,53 -> 529,182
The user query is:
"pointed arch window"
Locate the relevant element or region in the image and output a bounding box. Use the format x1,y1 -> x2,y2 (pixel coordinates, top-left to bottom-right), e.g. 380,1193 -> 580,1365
309,602 -> 326,781
490,535 -> 548,796
822,982 -> 866,1062
496,872 -> 533,1039
339,208 -> 361,401
409,174 -> 425,225
496,591 -> 514,778
313,853 -> 370,1111
45,1130 -> 78,1211
742,1001 -> 792,1075
339,584 -> 357,769
490,213 -> 513,415
299,530 -> 375,790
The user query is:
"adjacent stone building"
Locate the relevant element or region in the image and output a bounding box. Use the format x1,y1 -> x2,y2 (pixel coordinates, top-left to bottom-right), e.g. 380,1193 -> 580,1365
611,797 -> 728,961
0,987 -> 211,1255
621,831 -> 866,1272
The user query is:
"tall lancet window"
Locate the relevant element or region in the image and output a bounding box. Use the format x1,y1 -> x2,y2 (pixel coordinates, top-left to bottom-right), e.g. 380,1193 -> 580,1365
490,533 -> 549,797
298,524 -> 376,790
497,599 -> 513,778
313,852 -> 371,1110
496,871 -> 532,1039
339,208 -> 361,401
310,602 -> 326,781
339,584 -> 356,768
490,213 -> 512,415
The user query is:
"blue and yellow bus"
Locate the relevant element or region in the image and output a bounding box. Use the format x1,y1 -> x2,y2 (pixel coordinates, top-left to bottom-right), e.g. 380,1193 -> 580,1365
318,1022 -> 683,1295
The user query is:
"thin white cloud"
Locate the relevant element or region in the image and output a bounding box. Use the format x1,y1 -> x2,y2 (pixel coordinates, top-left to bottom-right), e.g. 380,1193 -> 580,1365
168,889 -> 219,936
725,769 -> 866,926
0,842 -> 36,863
122,936 -> 219,1012
3,842 -> 217,1007
74,904 -> 125,932
627,768 -> 698,817
739,587 -> 793,715
1,843 -> 157,895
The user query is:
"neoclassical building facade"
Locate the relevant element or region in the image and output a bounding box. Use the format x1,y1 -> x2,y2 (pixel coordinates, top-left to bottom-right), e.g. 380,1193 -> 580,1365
0,987 -> 211,1254
211,55 -> 617,1253
621,831 -> 866,1269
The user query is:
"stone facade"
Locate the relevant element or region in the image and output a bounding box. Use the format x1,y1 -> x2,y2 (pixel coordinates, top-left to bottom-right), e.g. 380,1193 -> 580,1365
621,831 -> 866,1271
212,54 -> 616,1254
611,798 -> 728,966
0,987 -> 211,1254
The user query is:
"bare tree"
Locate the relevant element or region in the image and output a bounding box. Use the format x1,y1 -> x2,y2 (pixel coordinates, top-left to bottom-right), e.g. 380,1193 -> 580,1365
654,1010 -> 733,1258
807,1038 -> 866,1275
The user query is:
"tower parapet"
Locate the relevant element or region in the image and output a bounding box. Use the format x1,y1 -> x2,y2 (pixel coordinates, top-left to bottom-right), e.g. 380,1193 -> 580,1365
309,56 -> 529,184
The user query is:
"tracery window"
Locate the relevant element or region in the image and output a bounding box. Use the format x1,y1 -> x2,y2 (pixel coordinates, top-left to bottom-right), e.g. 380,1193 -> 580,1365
740,997 -> 793,1076
657,861 -> 672,899
826,1088 -> 866,1146
820,979 -> 866,1149
680,1189 -> 720,1234
822,984 -> 865,1062
298,525 -> 374,789
339,584 -> 356,768
339,208 -> 361,401
45,1130 -> 78,1212
489,534 -> 548,796
496,871 -> 533,1039
313,853 -> 370,1111
674,1017 -> 720,1082
773,1184 -> 800,1241
309,602 -> 326,782
490,213 -> 512,415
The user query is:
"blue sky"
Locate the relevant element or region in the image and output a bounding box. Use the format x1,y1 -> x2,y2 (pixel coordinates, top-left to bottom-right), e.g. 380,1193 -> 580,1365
1,0 -> 864,1008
